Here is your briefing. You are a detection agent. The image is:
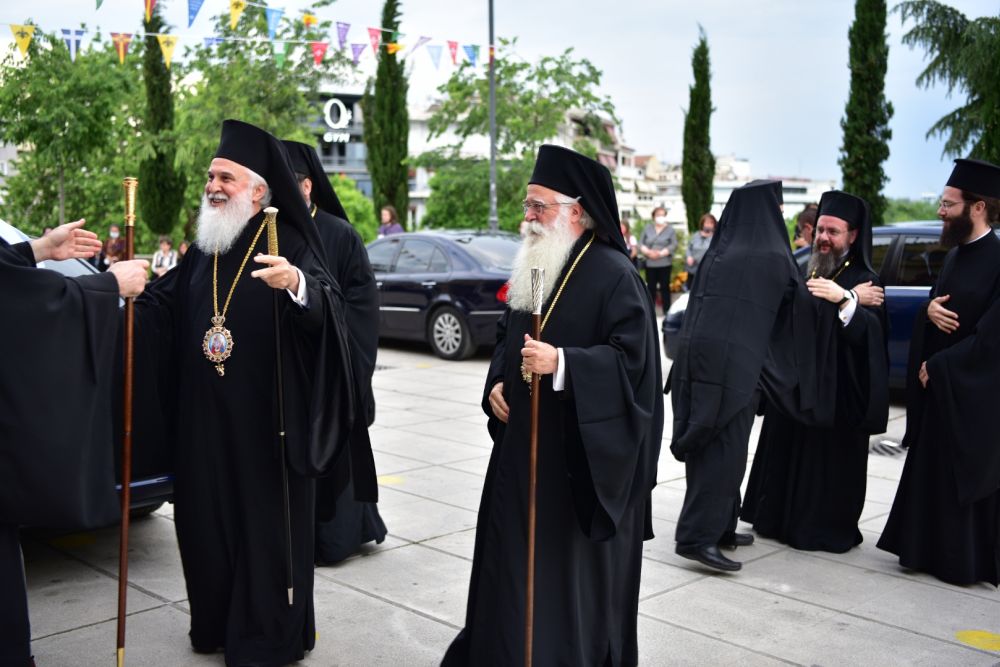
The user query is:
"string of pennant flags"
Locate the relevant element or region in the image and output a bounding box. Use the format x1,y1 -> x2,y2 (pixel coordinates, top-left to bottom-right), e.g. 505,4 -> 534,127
6,0 -> 493,70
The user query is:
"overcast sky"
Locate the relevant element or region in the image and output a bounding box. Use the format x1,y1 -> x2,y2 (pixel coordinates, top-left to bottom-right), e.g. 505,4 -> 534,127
4,0 -> 998,197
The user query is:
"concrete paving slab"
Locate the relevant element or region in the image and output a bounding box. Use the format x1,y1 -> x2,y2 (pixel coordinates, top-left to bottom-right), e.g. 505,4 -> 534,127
378,497 -> 478,543
441,455 -> 491,477
367,407 -> 443,428
372,449 -> 434,476
386,465 -> 486,512
371,431 -> 489,465
395,419 -> 495,449
420,528 -> 477,562
637,614 -> 789,666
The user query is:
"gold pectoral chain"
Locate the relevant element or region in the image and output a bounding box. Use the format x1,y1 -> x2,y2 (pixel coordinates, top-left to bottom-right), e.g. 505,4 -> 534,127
521,233 -> 596,384
810,258 -> 850,281
203,218 -> 270,376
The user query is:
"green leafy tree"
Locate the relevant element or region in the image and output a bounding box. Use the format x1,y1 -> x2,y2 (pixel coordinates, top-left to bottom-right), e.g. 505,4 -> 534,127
839,0 -> 893,226
0,29 -> 153,243
897,1 -> 1000,164
361,0 -> 409,228
331,174 -> 378,242
419,156 -> 532,232
139,6 -> 186,237
884,197 -> 939,222
681,27 -> 715,233
174,4 -> 350,235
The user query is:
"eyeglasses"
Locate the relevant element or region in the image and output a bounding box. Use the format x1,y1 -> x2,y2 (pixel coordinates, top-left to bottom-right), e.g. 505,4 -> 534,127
938,199 -> 965,210
521,197 -> 580,216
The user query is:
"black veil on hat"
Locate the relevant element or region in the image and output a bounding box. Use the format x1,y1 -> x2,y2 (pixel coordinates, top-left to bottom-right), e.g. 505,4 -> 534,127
528,144 -> 627,255
946,158 -> 1000,199
281,140 -> 350,222
213,119 -> 326,266
817,190 -> 874,275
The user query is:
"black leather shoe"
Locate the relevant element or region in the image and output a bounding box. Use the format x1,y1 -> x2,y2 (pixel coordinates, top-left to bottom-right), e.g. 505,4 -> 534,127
675,544 -> 742,572
719,531 -> 755,548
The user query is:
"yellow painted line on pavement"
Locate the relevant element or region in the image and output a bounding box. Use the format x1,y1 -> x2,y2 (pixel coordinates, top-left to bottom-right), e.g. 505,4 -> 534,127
955,630 -> 1000,652
378,475 -> 405,485
415,363 -> 433,369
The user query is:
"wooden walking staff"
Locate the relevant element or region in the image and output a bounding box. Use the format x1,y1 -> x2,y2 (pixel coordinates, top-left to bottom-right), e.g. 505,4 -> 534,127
525,267 -> 544,667
116,176 -> 138,667
264,206 -> 295,607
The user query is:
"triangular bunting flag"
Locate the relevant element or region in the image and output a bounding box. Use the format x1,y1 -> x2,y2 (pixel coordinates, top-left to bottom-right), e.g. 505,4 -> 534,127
10,24 -> 35,57
426,44 -> 442,70
265,8 -> 283,40
386,43 -> 403,55
145,0 -> 157,22
303,13 -> 317,28
311,41 -> 328,66
463,44 -> 479,67
336,21 -> 350,50
350,42 -> 366,65
61,28 -> 85,62
447,40 -> 458,65
110,32 -> 132,64
187,0 -> 205,27
273,42 -> 287,67
157,34 -> 178,69
411,36 -> 431,54
367,27 -> 381,53
229,0 -> 246,30
96,0 -> 104,8
391,31 -> 403,43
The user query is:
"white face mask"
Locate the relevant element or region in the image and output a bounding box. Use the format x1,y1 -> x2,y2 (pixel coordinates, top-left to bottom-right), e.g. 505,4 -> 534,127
109,231 -> 120,239
654,216 -> 667,225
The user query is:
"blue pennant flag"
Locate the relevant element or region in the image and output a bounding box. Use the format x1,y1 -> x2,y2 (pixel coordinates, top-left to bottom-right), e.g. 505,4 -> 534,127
426,44 -> 442,70
61,28 -> 85,61
463,44 -> 478,67
265,8 -> 284,40
187,0 -> 205,28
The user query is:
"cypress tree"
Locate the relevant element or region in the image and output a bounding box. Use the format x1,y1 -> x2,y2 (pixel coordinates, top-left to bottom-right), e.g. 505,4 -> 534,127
362,0 -> 409,228
681,27 -> 715,233
839,0 -> 893,226
139,6 -> 186,236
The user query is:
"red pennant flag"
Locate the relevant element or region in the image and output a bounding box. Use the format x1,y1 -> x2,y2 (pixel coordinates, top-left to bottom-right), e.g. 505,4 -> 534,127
311,41 -> 329,65
145,0 -> 157,22
447,40 -> 458,65
368,27 -> 381,53
111,32 -> 132,64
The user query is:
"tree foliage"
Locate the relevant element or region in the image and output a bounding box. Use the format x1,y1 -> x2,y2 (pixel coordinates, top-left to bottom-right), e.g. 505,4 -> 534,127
361,0 -> 409,228
840,0 -> 893,226
884,197 -> 939,222
419,156 -> 533,232
139,5 -> 186,236
331,174 -> 378,242
681,27 -> 715,233
897,1 -> 1000,164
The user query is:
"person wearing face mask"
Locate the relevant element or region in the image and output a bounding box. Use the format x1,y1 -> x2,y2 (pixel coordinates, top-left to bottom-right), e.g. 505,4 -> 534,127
99,223 -> 126,271
639,206 -> 678,312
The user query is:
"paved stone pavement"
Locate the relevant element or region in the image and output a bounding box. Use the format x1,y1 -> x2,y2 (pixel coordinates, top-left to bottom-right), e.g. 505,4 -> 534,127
22,343 -> 1000,666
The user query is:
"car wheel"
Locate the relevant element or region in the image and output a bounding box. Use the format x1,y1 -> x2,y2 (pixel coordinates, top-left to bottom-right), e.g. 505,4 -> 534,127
427,306 -> 475,360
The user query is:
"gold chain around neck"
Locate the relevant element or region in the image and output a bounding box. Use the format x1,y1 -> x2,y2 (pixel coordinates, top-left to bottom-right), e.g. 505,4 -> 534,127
810,258 -> 851,282
539,232 -> 595,335
213,218 -> 269,320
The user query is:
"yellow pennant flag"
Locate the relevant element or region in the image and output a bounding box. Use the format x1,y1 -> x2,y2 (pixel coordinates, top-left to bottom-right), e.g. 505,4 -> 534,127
10,24 -> 35,57
303,13 -> 317,28
156,35 -> 178,69
386,43 -> 404,55
230,0 -> 246,30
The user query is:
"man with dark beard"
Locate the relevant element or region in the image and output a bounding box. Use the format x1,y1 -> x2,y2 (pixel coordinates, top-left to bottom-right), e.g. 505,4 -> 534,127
442,145 -> 663,667
282,140 -> 386,564
878,158 -> 1000,586
740,190 -> 889,553
130,120 -> 361,665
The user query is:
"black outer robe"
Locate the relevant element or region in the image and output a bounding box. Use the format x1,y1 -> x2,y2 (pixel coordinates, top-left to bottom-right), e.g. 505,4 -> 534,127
443,234 -> 664,667
131,210 -> 355,666
311,206 -> 388,563
878,231 -> 1000,586
741,258 -> 889,552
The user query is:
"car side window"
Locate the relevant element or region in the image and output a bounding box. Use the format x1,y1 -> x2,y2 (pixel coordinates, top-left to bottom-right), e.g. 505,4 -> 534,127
871,235 -> 893,274
429,248 -> 450,273
395,240 -> 436,273
896,236 -> 949,287
367,239 -> 399,273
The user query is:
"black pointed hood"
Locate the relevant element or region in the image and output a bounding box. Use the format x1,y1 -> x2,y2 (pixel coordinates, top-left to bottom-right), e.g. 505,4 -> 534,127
817,190 -> 874,275
281,140 -> 350,222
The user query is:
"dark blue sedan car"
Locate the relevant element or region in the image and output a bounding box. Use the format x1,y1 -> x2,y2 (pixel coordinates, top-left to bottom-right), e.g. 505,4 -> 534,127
663,221 -> 985,390
367,231 -> 519,360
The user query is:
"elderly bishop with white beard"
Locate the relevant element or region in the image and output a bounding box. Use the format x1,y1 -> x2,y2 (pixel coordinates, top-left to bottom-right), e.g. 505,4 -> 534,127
442,145 -> 664,667
129,120 -> 362,667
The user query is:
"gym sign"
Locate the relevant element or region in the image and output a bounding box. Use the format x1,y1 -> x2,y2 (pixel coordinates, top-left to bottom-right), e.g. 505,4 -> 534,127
323,97 -> 352,143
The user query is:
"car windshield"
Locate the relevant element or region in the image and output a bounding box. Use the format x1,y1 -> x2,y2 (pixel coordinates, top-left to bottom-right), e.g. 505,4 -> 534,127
453,235 -> 520,271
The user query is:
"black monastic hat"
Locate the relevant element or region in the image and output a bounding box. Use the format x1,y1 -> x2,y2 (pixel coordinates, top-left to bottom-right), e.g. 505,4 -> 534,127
281,140 -> 350,222
946,158 -> 1000,199
528,144 -> 627,255
817,190 -> 874,274
213,119 -> 326,266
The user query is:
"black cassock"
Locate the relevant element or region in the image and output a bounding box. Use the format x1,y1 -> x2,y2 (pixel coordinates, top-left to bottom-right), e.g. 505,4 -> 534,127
878,231 -> 1000,586
443,235 -> 663,666
311,207 -> 387,564
132,210 -> 356,666
742,259 -> 889,553
0,239 -> 121,666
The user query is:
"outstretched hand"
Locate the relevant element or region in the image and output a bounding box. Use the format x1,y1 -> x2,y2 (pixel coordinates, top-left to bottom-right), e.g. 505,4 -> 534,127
31,219 -> 102,262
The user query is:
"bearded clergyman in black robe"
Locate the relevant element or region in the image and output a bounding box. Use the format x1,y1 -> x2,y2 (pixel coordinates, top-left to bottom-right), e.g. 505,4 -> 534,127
130,120 -> 365,665
878,158 -> 1000,587
740,190 -> 889,553
1,223 -> 148,667
442,145 -> 663,666
282,140 -> 387,563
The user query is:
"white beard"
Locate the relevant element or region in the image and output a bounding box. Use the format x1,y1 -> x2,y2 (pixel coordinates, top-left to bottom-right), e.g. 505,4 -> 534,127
507,209 -> 578,313
195,189 -> 256,255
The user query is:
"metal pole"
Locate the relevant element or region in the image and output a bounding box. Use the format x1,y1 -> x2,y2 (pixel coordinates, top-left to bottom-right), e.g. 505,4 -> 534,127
487,0 -> 498,231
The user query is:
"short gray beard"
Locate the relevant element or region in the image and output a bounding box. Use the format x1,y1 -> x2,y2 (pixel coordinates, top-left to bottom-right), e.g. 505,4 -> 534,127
507,208 -> 577,312
195,188 -> 256,255
807,243 -> 840,278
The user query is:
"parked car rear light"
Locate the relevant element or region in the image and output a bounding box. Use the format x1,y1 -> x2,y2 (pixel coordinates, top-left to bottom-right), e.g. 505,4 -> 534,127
496,282 -> 510,303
